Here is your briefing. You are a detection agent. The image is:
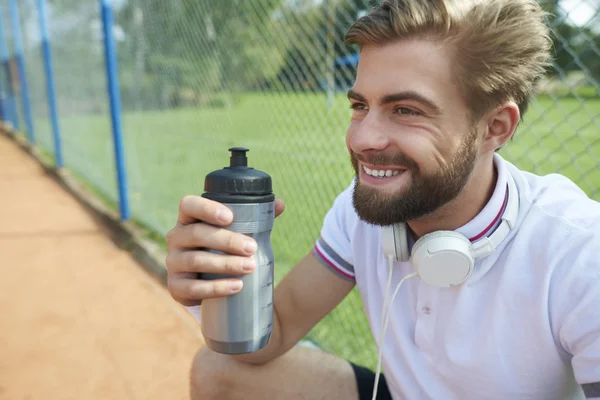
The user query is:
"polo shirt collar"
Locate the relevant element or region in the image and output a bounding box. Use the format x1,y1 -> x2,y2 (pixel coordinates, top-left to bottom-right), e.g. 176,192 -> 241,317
454,153 -> 509,243
406,153 -> 510,249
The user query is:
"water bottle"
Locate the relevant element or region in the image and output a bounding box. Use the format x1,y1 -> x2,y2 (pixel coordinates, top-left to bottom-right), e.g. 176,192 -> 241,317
200,147 -> 275,354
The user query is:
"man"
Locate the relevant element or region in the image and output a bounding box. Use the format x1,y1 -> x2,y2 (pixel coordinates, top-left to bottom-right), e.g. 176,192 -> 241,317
165,0 -> 600,398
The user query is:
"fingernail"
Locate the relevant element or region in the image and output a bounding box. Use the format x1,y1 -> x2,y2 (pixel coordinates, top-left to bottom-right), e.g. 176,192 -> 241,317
217,209 -> 232,224
229,280 -> 243,292
243,258 -> 255,272
243,240 -> 257,254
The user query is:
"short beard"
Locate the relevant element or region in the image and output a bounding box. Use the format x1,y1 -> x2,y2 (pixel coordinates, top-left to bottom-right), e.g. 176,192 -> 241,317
351,129 -> 478,226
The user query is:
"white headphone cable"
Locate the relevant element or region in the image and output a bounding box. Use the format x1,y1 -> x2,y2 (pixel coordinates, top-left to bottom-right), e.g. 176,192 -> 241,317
371,255 -> 418,400
371,255 -> 395,400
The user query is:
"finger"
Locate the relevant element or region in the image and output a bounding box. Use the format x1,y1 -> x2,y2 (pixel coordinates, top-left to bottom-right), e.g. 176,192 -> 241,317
166,250 -> 256,275
177,195 -> 233,226
167,272 -> 201,307
174,297 -> 203,308
170,223 -> 257,256
274,198 -> 285,218
168,274 -> 243,302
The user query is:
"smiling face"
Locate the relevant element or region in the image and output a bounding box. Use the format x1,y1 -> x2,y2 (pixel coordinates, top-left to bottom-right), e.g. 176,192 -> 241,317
347,39 -> 482,226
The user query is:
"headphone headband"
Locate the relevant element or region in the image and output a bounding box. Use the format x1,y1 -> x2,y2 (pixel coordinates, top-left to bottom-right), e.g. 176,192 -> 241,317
471,176 -> 519,258
381,175 -> 519,264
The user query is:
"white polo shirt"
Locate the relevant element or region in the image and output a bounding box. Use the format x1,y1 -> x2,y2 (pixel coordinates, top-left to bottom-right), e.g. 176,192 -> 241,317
313,153 -> 600,399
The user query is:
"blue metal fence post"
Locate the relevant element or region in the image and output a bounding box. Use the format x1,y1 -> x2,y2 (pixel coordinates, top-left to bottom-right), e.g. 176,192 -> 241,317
37,0 -> 63,168
9,0 -> 35,144
0,66 -> 6,124
100,0 -> 130,221
0,6 -> 16,130
0,6 -> 7,127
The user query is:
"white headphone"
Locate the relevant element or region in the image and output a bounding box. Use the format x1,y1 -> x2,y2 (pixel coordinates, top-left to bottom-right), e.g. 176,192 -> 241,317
371,177 -> 520,400
381,176 -> 519,288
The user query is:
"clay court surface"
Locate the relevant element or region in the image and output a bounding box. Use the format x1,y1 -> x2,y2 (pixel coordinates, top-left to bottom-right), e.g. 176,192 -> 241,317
0,134 -> 204,399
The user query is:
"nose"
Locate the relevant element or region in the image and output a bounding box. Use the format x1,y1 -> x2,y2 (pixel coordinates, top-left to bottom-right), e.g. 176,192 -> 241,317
347,111 -> 391,154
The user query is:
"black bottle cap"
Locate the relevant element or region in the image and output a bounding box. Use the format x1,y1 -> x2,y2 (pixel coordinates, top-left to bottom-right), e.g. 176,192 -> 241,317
202,147 -> 275,204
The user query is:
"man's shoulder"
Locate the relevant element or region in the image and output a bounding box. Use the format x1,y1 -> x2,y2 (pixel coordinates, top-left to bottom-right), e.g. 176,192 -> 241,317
319,179 -> 365,242
325,179 -> 360,221
495,164 -> 600,312
507,163 -> 600,277
511,162 -> 600,235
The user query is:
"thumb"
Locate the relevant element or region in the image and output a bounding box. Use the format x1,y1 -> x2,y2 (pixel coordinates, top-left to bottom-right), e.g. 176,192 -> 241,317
274,198 -> 285,218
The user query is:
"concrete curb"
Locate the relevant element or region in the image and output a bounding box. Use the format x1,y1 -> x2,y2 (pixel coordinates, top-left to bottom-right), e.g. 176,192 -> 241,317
1,124 -> 169,287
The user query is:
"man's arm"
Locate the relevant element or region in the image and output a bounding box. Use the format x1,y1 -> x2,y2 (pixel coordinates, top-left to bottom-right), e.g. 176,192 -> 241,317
551,230 -> 600,399
232,251 -> 355,365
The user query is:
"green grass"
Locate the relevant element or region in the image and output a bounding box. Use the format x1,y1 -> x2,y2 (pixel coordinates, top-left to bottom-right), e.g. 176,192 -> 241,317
31,92 -> 600,369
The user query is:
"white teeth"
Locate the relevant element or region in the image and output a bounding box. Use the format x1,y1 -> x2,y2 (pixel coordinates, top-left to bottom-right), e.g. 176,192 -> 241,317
362,166 -> 403,178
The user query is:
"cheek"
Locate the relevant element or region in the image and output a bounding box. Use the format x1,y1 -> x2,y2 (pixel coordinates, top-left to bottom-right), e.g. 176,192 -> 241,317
346,117 -> 455,173
406,122 -> 465,167
394,130 -> 447,173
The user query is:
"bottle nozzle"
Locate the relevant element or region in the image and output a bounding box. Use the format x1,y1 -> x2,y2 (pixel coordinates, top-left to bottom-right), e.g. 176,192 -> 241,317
229,147 -> 249,167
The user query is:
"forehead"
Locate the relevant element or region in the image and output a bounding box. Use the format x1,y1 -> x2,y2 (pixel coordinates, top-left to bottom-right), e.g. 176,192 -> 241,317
353,39 -> 464,108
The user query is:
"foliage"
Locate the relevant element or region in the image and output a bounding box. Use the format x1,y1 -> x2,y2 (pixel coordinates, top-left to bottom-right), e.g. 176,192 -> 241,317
540,0 -> 600,82
114,0 -> 287,110
108,0 -> 600,107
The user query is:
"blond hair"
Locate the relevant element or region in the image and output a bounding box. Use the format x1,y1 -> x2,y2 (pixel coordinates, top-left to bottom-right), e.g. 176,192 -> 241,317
345,0 -> 553,120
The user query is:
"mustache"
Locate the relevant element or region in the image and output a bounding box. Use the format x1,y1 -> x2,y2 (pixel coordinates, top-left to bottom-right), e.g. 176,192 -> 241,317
351,151 -> 418,170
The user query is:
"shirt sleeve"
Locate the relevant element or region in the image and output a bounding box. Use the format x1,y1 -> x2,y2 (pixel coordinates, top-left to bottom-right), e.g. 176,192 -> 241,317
552,230 -> 600,398
312,181 -> 357,283
186,305 -> 201,323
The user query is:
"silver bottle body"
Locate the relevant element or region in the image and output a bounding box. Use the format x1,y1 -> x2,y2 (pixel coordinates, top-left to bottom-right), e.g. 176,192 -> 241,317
200,201 -> 275,354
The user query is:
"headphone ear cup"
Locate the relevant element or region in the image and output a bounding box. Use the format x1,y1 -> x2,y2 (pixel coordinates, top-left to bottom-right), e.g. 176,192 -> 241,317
411,231 -> 474,287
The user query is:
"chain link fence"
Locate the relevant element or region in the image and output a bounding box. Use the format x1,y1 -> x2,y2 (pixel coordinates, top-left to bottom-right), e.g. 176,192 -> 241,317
5,0 -> 600,369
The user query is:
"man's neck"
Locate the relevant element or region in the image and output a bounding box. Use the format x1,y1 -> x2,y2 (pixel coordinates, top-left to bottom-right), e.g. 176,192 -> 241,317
407,156 -> 498,240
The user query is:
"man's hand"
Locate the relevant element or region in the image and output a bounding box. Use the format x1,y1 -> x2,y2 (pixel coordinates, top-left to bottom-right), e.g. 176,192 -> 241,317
165,195 -> 285,307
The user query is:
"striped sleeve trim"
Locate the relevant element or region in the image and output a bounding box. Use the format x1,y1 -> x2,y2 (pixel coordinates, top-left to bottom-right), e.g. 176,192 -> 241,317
312,237 -> 355,282
583,382 -> 600,398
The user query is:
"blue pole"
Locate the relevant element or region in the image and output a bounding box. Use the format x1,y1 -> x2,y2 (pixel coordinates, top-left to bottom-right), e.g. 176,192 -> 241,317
0,73 -> 6,124
100,0 -> 130,221
0,32 -> 7,125
9,0 -> 35,144
0,6 -> 16,130
37,0 -> 63,168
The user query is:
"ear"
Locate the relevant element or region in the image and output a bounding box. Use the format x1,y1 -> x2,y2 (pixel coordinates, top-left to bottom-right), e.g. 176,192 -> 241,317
481,101 -> 520,152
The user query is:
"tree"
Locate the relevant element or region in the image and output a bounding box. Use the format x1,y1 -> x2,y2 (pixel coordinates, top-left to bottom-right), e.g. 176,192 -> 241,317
115,0 -> 288,110
538,0 -> 600,84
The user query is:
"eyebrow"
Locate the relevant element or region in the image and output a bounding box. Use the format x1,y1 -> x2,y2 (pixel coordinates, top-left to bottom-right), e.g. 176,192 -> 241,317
347,89 -> 441,115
